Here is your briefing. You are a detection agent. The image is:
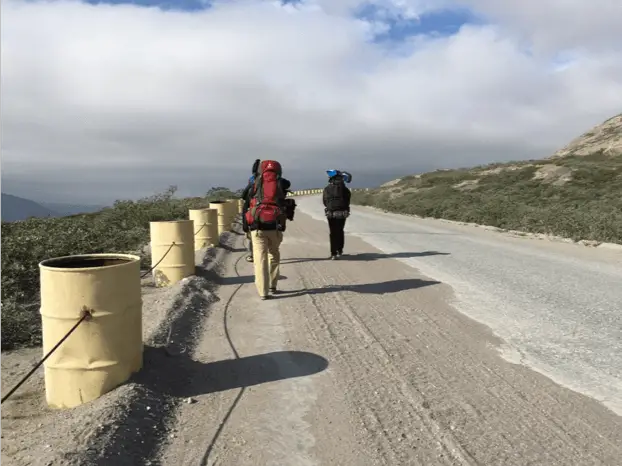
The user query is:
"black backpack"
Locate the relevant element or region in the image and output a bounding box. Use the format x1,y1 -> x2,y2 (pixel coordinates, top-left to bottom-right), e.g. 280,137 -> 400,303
325,180 -> 348,211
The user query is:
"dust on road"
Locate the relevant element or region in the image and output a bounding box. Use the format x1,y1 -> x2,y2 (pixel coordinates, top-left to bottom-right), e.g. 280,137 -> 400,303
157,208 -> 622,466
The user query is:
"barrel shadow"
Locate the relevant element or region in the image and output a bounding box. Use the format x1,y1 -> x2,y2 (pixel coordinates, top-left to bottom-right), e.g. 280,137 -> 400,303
75,234 -> 230,465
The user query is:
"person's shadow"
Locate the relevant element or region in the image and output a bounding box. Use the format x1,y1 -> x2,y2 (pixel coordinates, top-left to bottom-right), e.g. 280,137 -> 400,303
279,277 -> 441,298
282,251 -> 449,264
137,347 -> 329,398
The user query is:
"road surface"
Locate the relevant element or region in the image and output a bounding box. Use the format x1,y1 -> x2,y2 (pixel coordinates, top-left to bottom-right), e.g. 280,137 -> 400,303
297,197 -> 622,416
156,199 -> 622,466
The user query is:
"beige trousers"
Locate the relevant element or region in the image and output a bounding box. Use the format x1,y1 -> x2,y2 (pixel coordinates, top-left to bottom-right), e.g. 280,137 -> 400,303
250,229 -> 283,297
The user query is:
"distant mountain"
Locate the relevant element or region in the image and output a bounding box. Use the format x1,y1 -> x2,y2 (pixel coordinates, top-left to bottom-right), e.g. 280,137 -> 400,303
1,193 -> 59,222
39,201 -> 106,216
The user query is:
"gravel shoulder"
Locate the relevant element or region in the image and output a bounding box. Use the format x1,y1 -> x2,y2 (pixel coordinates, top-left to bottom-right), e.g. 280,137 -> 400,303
157,210 -> 622,466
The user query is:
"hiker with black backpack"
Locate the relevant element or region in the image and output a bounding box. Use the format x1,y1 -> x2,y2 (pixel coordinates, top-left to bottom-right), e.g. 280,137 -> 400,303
245,160 -> 291,300
323,170 -> 352,260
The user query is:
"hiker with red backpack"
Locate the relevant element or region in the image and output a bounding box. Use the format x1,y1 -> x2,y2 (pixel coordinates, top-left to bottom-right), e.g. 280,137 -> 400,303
323,169 -> 352,260
245,160 -> 292,300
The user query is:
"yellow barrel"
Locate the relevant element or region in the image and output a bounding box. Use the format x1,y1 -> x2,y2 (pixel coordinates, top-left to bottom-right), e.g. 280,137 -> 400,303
188,208 -> 218,250
149,220 -> 194,287
209,201 -> 229,237
226,199 -> 238,229
39,253 -> 142,409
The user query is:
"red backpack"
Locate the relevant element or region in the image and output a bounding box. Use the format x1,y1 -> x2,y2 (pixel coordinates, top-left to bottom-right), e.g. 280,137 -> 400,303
245,160 -> 286,229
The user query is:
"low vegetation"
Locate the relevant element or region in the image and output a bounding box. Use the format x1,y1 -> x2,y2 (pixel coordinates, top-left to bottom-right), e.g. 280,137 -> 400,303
1,186 -> 240,351
352,150 -> 622,244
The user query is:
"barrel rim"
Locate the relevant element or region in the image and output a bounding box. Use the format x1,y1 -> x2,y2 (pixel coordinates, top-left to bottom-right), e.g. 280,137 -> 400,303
39,253 -> 141,271
149,219 -> 194,225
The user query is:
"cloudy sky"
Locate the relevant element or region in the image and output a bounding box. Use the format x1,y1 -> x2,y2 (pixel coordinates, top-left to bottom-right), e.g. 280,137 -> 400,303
2,0 -> 622,204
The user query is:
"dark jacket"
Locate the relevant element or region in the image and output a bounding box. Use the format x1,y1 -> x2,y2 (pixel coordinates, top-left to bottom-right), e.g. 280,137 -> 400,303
241,179 -> 254,213
323,179 -> 351,212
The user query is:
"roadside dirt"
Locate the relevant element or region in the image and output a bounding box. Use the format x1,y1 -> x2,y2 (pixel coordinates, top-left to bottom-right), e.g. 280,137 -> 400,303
3,215 -> 622,465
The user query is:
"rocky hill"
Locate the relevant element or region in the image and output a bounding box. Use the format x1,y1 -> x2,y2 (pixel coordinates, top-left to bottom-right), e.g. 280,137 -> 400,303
551,114 -> 622,158
353,113 -> 622,244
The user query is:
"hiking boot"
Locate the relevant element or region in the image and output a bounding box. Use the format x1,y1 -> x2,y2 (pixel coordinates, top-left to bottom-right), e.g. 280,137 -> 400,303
260,295 -> 271,300
269,287 -> 277,294
245,255 -> 254,263
331,255 -> 338,260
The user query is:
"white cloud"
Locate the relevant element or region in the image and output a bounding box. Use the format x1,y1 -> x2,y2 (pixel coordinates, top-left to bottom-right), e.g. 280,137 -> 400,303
1,0 -> 621,202
456,0 -> 622,54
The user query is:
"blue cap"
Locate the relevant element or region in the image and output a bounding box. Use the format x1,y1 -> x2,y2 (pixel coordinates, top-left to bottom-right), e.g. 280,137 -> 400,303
326,169 -> 339,178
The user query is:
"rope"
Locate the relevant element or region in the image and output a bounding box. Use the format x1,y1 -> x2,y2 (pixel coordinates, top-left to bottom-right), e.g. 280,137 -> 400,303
1,308 -> 93,404
193,222 -> 207,237
200,240 -> 247,464
141,242 -> 176,278
156,215 -> 242,356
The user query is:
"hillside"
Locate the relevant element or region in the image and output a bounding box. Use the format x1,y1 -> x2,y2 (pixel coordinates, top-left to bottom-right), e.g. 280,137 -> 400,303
1,193 -> 59,222
352,114 -> 622,244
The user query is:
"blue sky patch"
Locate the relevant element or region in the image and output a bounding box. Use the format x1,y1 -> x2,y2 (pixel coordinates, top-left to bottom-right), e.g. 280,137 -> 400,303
82,0 -> 210,12
77,0 -> 483,42
355,4 -> 485,42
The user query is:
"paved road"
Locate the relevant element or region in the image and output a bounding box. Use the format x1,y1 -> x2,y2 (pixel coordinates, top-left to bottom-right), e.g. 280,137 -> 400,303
297,196 -> 622,416
158,204 -> 622,466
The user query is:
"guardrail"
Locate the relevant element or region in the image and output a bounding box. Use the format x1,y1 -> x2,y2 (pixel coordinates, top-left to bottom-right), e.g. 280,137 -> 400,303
287,188 -> 370,196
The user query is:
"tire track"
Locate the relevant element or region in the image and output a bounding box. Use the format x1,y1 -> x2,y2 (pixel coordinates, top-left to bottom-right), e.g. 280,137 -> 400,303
299,261 -> 477,465
279,213 -> 622,466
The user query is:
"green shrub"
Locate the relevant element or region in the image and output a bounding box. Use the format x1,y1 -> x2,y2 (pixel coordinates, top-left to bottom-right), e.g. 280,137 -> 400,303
352,154 -> 622,245
1,186 -> 240,350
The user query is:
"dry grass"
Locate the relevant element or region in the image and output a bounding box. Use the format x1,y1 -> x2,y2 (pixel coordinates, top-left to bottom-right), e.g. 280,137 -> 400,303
353,150 -> 622,245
